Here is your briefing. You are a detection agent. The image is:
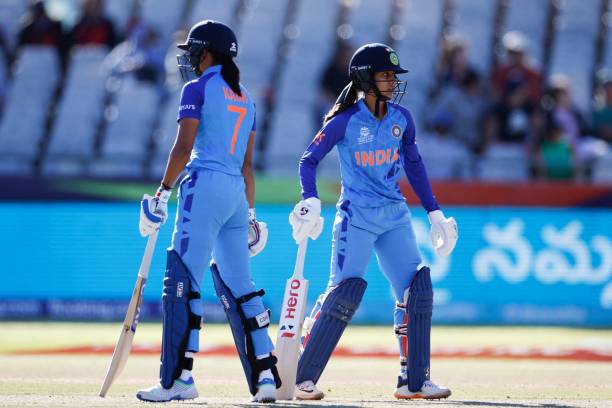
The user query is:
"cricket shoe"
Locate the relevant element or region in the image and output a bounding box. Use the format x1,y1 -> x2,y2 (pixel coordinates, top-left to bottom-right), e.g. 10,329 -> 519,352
295,380 -> 324,400
394,377 -> 451,400
136,377 -> 198,402
251,378 -> 276,403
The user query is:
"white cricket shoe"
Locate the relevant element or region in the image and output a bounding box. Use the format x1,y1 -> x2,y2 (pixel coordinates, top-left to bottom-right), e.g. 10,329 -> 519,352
394,377 -> 451,400
136,377 -> 198,402
251,378 -> 276,403
295,380 -> 324,400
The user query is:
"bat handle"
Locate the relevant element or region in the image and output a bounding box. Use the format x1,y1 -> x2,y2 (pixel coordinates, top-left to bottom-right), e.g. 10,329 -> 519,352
138,229 -> 159,279
293,238 -> 308,280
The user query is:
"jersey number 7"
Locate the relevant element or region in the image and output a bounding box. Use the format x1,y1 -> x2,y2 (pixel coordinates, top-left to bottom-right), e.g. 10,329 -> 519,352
227,104 -> 246,155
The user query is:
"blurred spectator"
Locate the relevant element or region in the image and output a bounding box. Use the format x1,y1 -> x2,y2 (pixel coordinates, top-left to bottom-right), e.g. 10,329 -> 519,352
104,16 -> 166,88
17,0 -> 64,48
544,75 -> 589,149
16,0 -> 67,73
436,37 -> 477,88
313,42 -> 353,128
491,31 -> 542,105
431,69 -> 487,154
484,81 -> 536,144
69,0 -> 118,49
541,74 -> 607,178
536,120 -> 574,180
592,78 -> 612,144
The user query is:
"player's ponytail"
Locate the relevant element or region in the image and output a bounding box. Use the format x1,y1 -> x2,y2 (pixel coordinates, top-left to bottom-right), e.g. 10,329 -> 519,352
212,51 -> 242,96
323,81 -> 358,123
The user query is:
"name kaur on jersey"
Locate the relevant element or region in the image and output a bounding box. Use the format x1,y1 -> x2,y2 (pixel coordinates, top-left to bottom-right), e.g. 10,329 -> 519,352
223,87 -> 247,103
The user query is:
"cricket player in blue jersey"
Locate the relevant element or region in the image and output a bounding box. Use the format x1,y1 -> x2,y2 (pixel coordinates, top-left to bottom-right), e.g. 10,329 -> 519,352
289,43 -> 458,400
137,20 -> 280,403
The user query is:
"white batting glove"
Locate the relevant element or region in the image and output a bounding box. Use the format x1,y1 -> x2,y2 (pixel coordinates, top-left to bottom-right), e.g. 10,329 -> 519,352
248,208 -> 268,257
289,197 -> 324,244
139,186 -> 171,237
428,209 -> 458,257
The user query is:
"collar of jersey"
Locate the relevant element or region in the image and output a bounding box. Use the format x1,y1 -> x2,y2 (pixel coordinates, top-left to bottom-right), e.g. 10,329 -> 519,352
357,98 -> 389,122
202,64 -> 222,76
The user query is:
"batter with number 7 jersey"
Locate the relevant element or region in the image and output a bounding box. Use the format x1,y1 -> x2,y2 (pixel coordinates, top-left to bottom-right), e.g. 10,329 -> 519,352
137,20 -> 280,403
288,43 -> 458,400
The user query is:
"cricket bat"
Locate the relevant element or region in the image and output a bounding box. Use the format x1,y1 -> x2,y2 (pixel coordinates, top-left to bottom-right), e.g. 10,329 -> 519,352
275,239 -> 310,400
99,230 -> 159,397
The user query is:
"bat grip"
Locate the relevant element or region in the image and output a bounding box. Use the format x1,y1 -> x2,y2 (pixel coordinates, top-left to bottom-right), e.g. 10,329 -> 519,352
293,238 -> 308,280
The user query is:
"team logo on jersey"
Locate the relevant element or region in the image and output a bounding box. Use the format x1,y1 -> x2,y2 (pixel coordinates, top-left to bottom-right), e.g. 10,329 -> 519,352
391,124 -> 402,139
358,126 -> 373,144
389,52 -> 399,66
313,131 -> 325,145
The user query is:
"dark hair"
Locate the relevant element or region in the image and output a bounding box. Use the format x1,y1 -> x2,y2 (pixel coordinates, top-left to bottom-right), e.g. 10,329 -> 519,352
323,82 -> 358,123
211,50 -> 241,96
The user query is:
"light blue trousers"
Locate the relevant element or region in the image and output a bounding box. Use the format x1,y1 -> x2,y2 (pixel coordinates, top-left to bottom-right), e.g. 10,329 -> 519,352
308,200 -> 422,330
170,168 -> 274,356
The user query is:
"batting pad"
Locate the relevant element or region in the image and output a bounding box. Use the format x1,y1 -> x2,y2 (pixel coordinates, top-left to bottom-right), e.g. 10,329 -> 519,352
407,266 -> 433,392
296,277 -> 367,384
160,250 -> 202,389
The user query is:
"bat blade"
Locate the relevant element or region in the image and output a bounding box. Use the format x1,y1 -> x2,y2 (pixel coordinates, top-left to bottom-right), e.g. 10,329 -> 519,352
98,275 -> 147,397
275,275 -> 309,400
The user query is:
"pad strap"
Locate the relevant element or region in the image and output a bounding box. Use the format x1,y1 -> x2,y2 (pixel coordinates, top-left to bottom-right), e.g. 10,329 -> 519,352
236,289 -> 265,305
246,309 -> 271,331
182,357 -> 194,371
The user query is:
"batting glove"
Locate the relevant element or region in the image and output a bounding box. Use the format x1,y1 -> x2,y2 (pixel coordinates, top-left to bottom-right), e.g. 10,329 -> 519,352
139,186 -> 171,237
289,197 -> 324,244
428,209 -> 458,257
248,208 -> 268,257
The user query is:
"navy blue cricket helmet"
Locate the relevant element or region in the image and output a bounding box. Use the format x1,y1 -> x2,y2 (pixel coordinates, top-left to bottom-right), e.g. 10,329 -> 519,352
177,20 -> 238,80
348,43 -> 408,101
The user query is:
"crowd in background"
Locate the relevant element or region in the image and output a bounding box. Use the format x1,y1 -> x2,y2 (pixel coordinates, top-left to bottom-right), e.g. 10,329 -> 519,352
1,0 -> 611,183
0,0 -> 166,92
317,32 -> 612,182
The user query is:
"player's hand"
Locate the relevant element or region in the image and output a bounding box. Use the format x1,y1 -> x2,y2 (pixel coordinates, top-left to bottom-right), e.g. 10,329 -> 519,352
428,209 -> 458,257
289,197 -> 324,244
248,208 -> 268,257
139,186 -> 171,237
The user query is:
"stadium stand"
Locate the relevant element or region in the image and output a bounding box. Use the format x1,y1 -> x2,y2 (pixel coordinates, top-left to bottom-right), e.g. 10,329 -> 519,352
0,0 -> 609,185
549,0 -> 600,113
477,143 -> 530,182
0,47 -> 59,165
503,0 -> 548,66
452,0 -> 497,74
43,46 -> 108,176
266,0 -> 339,176
397,0 -> 443,125
0,0 -> 28,50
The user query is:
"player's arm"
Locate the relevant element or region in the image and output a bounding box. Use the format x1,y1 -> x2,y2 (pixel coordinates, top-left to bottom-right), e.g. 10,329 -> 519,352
400,113 -> 457,257
290,119 -> 344,244
139,81 -> 201,237
399,121 -> 439,213
242,130 -> 256,208
161,118 -> 198,189
299,120 -> 344,199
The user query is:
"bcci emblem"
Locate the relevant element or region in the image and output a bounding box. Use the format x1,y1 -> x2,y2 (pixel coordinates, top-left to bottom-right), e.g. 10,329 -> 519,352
390,52 -> 399,66
391,125 -> 402,139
